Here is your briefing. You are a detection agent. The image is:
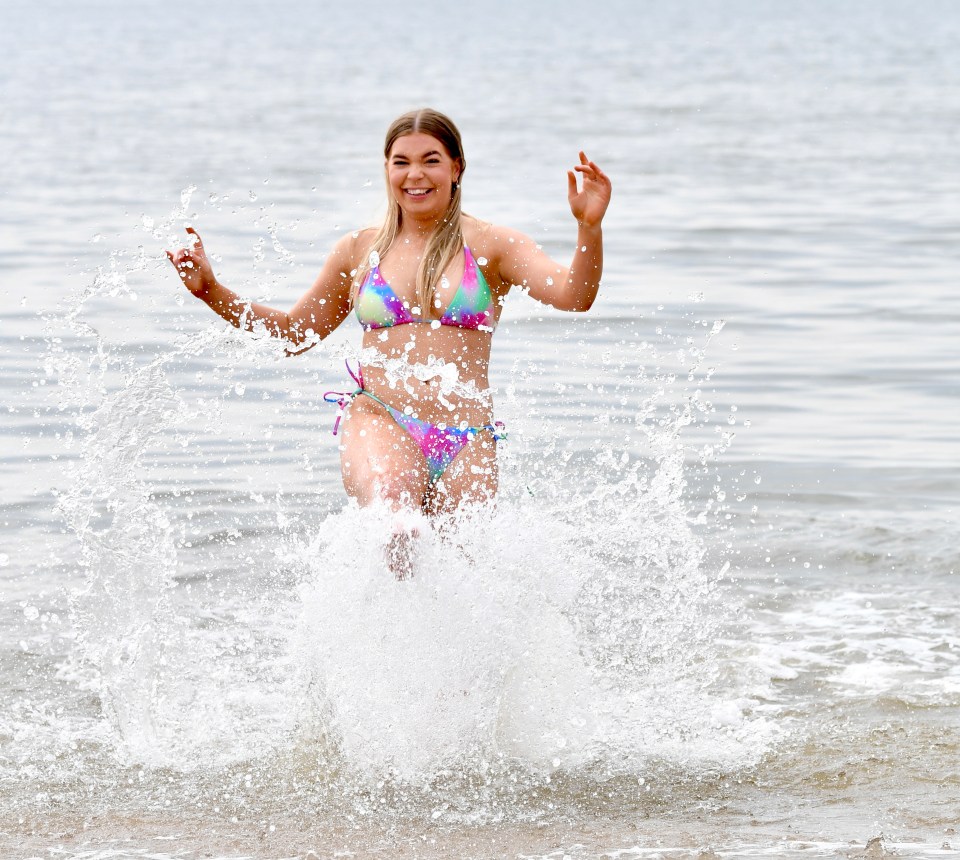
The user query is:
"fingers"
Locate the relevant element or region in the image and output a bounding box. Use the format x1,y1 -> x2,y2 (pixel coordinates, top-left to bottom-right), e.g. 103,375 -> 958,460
573,152 -> 608,179
165,246 -> 199,281
568,152 -> 597,194
574,159 -> 602,177
165,227 -> 203,256
573,157 -> 612,199
166,247 -> 191,266
166,227 -> 207,274
185,226 -> 204,251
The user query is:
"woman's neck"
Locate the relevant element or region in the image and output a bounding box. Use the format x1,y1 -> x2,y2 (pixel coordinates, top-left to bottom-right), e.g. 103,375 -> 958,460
397,211 -> 448,242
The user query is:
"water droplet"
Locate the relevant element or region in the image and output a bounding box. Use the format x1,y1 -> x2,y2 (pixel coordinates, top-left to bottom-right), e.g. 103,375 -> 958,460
234,383 -> 246,396
477,256 -> 488,266
546,276 -> 554,286
369,250 -> 380,267
23,605 -> 39,621
440,275 -> 450,290
248,191 -> 258,202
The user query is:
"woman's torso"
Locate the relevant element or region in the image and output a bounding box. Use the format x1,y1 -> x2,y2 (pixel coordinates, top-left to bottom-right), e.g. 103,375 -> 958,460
351,218 -> 508,426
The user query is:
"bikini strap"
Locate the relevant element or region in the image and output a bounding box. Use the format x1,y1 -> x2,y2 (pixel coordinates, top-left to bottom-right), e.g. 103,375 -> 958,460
485,421 -> 507,442
346,360 -> 364,390
322,360 -> 365,436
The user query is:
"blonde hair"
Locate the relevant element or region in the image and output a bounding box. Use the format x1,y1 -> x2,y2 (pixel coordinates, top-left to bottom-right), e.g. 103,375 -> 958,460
351,109 -> 465,316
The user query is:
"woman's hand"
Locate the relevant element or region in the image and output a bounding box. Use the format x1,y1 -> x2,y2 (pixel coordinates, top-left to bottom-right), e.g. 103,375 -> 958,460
567,152 -> 612,229
166,227 -> 217,297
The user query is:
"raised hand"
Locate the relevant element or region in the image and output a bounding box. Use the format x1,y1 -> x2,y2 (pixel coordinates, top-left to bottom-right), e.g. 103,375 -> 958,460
166,227 -> 217,297
567,152 -> 612,229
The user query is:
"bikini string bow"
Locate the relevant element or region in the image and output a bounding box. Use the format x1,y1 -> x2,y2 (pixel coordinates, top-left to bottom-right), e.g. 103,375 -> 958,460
322,361 -> 365,436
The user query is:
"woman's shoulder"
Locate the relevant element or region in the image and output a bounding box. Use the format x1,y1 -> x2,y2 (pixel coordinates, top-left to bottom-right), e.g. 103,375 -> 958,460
328,226 -> 378,268
462,216 -> 534,260
461,215 -> 531,257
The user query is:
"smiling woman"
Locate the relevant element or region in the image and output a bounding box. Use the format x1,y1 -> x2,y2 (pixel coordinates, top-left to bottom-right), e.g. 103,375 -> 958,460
166,107 -> 611,575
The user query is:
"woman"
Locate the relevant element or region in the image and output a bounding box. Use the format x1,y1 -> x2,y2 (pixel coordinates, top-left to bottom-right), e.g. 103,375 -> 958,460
167,109 -> 611,569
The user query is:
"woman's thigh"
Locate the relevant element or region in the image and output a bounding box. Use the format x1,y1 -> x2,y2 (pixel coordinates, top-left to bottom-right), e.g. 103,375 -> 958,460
339,401 -> 431,509
428,428 -> 499,514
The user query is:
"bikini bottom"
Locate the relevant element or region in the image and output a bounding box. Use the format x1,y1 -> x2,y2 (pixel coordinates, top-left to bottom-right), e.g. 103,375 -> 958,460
324,362 -> 505,483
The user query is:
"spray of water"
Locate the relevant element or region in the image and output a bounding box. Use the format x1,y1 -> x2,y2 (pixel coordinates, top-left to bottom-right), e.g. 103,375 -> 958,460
38,201 -> 778,825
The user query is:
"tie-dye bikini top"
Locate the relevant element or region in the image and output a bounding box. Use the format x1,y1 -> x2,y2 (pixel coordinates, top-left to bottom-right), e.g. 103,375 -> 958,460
355,246 -> 495,332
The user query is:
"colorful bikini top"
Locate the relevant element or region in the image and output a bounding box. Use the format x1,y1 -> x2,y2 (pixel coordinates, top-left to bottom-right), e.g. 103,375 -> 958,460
355,246 -> 496,332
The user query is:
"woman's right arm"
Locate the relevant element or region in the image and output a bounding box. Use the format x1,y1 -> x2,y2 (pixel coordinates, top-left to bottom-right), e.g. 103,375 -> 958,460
167,226 -> 357,352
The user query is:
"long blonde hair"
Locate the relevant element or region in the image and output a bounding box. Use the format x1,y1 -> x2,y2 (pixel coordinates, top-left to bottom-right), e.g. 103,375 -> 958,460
351,109 -> 465,316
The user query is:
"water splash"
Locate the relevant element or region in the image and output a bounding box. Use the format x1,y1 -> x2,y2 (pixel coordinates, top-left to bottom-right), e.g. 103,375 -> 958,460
43,222 -> 301,767
286,427 -> 776,815
38,218 -> 775,817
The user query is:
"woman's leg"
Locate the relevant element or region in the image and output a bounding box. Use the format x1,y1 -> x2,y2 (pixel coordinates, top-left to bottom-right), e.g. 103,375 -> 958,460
339,400 -> 431,578
339,400 -> 430,508
427,429 -> 499,515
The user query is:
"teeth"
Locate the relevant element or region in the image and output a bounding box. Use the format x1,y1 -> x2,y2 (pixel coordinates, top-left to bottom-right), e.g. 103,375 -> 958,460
405,189 -> 430,196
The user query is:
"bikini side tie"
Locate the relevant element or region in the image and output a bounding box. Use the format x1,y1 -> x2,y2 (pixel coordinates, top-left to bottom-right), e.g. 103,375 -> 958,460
322,360 -> 364,436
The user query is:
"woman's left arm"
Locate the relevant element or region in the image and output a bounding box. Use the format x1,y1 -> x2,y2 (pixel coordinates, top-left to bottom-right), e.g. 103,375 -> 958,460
496,152 -> 611,312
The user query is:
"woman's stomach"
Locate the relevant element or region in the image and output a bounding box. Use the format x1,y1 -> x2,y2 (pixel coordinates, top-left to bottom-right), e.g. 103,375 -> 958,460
359,325 -> 494,426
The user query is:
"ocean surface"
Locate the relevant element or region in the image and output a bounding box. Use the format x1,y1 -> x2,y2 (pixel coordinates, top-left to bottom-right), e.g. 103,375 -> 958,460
1,1 -> 958,857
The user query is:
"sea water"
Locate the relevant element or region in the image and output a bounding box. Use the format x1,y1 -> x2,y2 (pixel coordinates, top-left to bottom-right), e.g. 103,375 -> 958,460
1,1 -> 958,858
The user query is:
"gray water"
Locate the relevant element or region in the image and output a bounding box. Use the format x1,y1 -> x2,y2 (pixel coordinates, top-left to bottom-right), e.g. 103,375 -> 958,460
2,1 -> 959,858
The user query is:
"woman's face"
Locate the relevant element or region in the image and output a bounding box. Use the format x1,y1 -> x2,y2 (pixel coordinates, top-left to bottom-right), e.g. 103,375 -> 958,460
386,132 -> 461,218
